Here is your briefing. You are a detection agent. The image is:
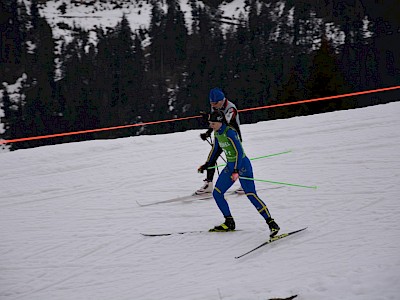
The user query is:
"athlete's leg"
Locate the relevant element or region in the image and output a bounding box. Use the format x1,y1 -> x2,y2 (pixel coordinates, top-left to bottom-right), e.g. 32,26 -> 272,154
213,166 -> 235,217
238,158 -> 272,220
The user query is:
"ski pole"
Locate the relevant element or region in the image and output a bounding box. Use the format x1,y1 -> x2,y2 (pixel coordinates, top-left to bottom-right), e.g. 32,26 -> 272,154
205,137 -> 226,175
239,176 -> 317,189
205,137 -> 227,163
207,150 -> 292,170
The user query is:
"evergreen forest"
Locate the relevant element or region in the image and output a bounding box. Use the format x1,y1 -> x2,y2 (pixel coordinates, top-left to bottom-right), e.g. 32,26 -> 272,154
1,0 -> 399,150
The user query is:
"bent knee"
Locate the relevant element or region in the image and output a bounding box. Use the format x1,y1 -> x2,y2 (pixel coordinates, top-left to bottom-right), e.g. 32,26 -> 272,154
213,187 -> 222,197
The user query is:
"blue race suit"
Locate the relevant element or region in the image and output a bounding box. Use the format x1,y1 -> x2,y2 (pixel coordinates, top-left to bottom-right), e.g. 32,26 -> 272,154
206,123 -> 272,220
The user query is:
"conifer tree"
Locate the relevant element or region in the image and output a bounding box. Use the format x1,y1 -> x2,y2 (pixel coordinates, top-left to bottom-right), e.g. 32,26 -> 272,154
112,14 -> 136,125
22,14 -> 58,146
335,0 -> 369,90
183,5 -> 224,116
163,0 -> 188,71
58,27 -> 99,142
1,87 -> 12,142
92,28 -> 116,129
1,85 -> 26,150
306,37 -> 350,113
30,0 -> 40,29
131,33 -> 147,123
148,2 -> 165,75
0,0 -> 27,80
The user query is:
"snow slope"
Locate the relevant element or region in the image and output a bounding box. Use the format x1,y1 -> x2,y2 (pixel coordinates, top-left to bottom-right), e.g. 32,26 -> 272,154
1,102 -> 400,300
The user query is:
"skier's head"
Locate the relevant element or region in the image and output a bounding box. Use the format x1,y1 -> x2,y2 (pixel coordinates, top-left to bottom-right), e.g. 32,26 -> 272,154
208,110 -> 226,123
209,88 -> 225,104
208,110 -> 226,132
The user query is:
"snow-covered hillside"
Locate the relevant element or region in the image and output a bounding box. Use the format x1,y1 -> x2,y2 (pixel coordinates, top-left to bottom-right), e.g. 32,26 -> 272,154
0,0 -> 248,128
35,0 -> 248,43
1,102 -> 399,300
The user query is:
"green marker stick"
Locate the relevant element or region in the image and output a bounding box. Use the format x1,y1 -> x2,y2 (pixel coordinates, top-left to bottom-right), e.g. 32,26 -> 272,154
239,176 -> 317,189
208,150 -> 292,170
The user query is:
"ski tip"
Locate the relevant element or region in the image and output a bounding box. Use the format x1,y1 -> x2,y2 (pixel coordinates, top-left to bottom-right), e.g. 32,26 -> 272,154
235,227 -> 308,259
136,200 -> 147,207
288,227 -> 308,234
140,232 -> 174,237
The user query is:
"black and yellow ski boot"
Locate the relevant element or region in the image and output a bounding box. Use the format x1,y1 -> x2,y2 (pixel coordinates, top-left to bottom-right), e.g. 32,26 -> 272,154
209,216 -> 236,232
266,218 -> 280,238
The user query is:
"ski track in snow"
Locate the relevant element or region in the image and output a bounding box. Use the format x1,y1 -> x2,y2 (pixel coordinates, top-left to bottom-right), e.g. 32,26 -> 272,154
1,103 -> 400,300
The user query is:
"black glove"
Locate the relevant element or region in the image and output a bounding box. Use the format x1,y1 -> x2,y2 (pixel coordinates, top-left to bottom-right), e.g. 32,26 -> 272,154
200,131 -> 211,141
199,111 -> 209,121
200,128 -> 213,141
198,163 -> 209,173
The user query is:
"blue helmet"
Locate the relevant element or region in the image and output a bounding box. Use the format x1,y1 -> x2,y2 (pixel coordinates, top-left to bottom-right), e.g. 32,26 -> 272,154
209,88 -> 225,103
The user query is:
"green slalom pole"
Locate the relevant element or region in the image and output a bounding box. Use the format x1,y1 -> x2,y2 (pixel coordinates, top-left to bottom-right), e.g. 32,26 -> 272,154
239,176 -> 317,189
207,150 -> 292,170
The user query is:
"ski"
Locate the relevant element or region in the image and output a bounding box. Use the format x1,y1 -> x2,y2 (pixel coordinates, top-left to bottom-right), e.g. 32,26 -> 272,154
141,230 -> 241,237
234,185 -> 284,195
137,189 -> 241,207
141,231 -> 206,236
235,227 -> 307,259
136,194 -> 212,207
136,186 -> 274,207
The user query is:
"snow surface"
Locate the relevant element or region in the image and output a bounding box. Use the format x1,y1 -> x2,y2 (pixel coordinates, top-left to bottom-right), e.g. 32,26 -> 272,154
1,102 -> 400,300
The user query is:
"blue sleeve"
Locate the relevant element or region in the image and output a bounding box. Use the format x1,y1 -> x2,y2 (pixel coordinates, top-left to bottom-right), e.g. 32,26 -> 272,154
226,128 -> 244,171
206,136 -> 220,164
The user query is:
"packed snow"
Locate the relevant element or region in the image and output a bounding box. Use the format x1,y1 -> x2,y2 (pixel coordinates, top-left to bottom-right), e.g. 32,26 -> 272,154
1,102 -> 400,300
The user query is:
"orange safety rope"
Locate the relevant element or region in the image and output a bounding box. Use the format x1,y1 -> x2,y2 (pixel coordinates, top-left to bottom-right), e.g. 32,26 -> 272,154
0,115 -> 199,144
1,85 -> 399,145
239,85 -> 400,112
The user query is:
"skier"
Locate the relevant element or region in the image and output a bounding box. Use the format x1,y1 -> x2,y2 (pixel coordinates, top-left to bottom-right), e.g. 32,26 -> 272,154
195,87 -> 243,195
197,110 -> 280,237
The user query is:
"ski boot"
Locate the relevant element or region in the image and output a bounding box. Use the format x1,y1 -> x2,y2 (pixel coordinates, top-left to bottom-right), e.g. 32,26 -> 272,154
195,179 -> 213,195
209,216 -> 236,232
266,218 -> 280,238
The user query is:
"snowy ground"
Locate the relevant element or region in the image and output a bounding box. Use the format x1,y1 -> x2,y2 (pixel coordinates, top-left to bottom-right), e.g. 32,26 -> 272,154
1,102 -> 400,300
